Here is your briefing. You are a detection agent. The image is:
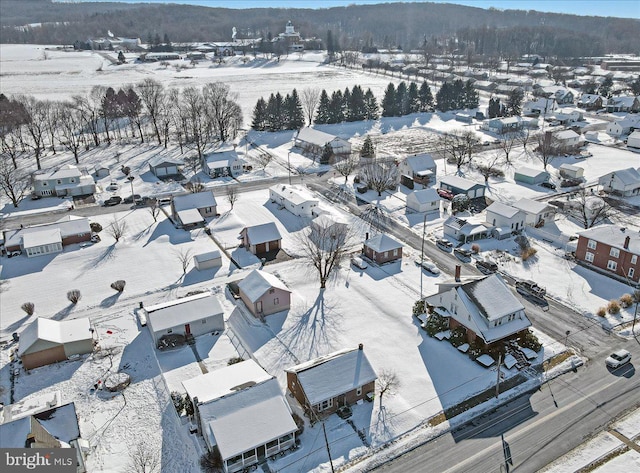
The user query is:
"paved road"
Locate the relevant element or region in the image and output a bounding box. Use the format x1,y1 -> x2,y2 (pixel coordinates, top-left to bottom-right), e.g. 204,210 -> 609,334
374,336 -> 640,473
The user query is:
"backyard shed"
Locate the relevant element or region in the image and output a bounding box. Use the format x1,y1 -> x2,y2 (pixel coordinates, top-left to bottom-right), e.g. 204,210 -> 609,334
559,164 -> 584,180
193,251 -> 222,270
514,167 -> 550,185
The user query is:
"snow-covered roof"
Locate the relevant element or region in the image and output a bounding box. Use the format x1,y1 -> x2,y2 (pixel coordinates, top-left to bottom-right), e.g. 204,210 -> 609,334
148,155 -> 184,167
183,359 -> 271,405
22,228 -> 61,249
4,217 -> 90,248
579,94 -> 606,105
404,153 -> 436,172
554,129 -> 580,140
145,293 -> 223,333
365,233 -> 402,252
270,184 -> 319,206
18,317 -> 92,356
172,191 -> 217,211
194,250 -> 221,263
0,391 -> 62,425
439,175 -> 484,191
515,166 -> 548,178
177,208 -> 204,225
485,202 -> 522,219
238,269 -> 290,303
560,163 -> 583,172
242,222 -> 282,245
33,164 -> 82,181
407,188 -> 439,204
578,226 -> 640,254
512,198 -> 553,215
608,96 -> 638,107
199,376 -> 296,460
0,402 -> 80,448
599,167 -> 640,188
286,346 -> 377,406
296,127 -> 345,147
462,275 -> 525,321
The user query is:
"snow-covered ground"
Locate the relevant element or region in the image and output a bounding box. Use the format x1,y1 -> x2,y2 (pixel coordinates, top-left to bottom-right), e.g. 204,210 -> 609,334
2,43 -> 640,472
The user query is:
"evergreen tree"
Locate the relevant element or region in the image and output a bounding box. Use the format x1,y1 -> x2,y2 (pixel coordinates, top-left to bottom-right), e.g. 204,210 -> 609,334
320,142 -> 333,164
364,88 -> 379,120
463,80 -> 479,109
349,85 -> 366,122
381,83 -> 397,117
598,76 -> 614,98
326,30 -> 335,57
488,97 -> 501,118
266,93 -> 284,131
418,80 -> 433,111
285,89 -> 305,130
506,88 -> 524,116
315,89 -> 330,124
396,82 -> 408,116
328,90 -> 344,124
451,79 -> 465,110
631,76 -> 640,95
342,87 -> 352,121
360,135 -> 375,158
436,82 -> 452,112
407,82 -> 420,114
251,97 -> 268,131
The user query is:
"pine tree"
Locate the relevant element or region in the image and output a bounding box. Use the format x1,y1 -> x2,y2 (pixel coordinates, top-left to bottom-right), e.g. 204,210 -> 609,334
436,82 -> 451,112
315,89 -> 330,124
407,82 -> 420,114
349,85 -> 366,122
266,93 -> 284,131
321,142 -> 333,164
381,83 -> 397,117
328,90 -> 344,124
251,97 -> 268,131
631,75 -> 640,95
418,80 -> 433,111
451,79 -> 465,110
360,135 -> 375,158
488,97 -> 501,118
364,88 -> 379,120
506,88 -> 524,116
285,89 -> 305,129
464,80 -> 479,109
396,82 -> 408,116
342,87 -> 352,121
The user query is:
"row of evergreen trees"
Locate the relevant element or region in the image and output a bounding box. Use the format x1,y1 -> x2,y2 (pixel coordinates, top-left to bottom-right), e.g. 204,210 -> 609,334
381,81 -> 434,117
252,89 -> 305,132
315,85 -> 378,124
434,79 -> 479,112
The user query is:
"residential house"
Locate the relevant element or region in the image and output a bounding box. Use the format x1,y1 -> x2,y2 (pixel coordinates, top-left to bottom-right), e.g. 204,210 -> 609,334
559,164 -> 585,180
606,96 -> 640,113
286,344 -> 377,418
575,226 -> 639,284
578,94 -> 607,110
512,198 -> 557,227
424,274 -> 532,349
32,164 -> 95,198
554,108 -> 584,124
183,360 -> 297,473
193,251 -> 222,271
443,216 -> 492,243
3,216 -> 92,257
598,167 -> 640,196
294,127 -> 351,158
171,191 -> 217,227
203,146 -> 243,178
628,130 -> 640,148
481,116 -> 538,134
148,156 -> 184,177
553,129 -> 582,151
238,269 -> 291,317
93,163 -> 111,179
473,80 -> 497,92
406,188 -> 440,213
523,97 -> 556,116
18,318 -> 94,370
363,233 -> 403,264
495,84 -> 524,96
439,175 -> 486,200
269,184 -> 319,218
535,86 -> 574,105
398,153 -> 437,186
144,293 -> 225,348
606,115 -> 640,137
484,202 -> 526,239
240,222 -> 282,255
514,167 -> 550,185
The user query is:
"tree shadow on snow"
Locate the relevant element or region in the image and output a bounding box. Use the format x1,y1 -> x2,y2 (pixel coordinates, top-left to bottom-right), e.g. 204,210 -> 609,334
100,292 -> 122,308
51,303 -> 76,321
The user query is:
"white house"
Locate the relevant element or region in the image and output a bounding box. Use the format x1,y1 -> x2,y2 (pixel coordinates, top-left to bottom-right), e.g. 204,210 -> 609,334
484,202 -> 526,239
512,198 -> 556,227
523,97 -> 556,116
183,360 -> 297,473
439,175 -> 486,199
193,251 -> 222,271
32,164 -> 95,198
443,216 -> 492,243
627,130 -> 640,148
406,188 -> 440,213
3,216 -> 92,257
514,166 -> 550,185
203,147 -> 243,178
269,184 -> 318,218
144,293 -> 225,347
598,167 -> 640,196
148,156 -> 184,177
606,96 -> 640,113
398,153 -> 437,186
554,108 -> 584,124
553,129 -> 582,150
294,127 -> 351,157
171,191 -> 217,227
607,115 -> 640,137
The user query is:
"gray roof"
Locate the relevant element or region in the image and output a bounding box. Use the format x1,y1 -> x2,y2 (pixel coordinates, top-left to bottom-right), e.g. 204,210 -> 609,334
600,167 -> 640,187
515,167 -> 548,179
242,222 -> 282,245
145,293 -> 223,333
512,198 -> 553,215
578,226 -> 640,254
148,155 -> 184,167
238,269 -> 290,303
286,347 -> 377,405
365,233 -> 402,252
172,191 -> 217,211
4,216 -> 91,248
404,154 -> 436,172
485,202 -> 522,219
439,175 -> 484,192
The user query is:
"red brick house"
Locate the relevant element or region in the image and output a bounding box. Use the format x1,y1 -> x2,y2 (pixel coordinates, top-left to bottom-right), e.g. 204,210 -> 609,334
575,226 -> 639,285
286,344 -> 377,419
3,216 -> 91,258
363,233 -> 403,264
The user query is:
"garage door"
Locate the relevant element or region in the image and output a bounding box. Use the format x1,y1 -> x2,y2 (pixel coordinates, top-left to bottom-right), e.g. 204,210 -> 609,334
255,243 -> 267,254
156,167 -> 167,176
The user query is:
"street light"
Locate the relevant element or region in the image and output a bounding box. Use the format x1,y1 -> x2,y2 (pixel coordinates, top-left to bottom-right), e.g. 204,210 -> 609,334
127,175 -> 135,201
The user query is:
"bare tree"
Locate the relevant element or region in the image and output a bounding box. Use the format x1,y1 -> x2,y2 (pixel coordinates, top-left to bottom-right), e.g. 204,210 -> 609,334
296,218 -> 351,289
225,185 -> 239,209
439,130 -> 478,172
360,157 -> 398,196
20,96 -> 48,170
333,154 -> 360,184
535,132 -> 557,171
498,131 -> 520,163
175,248 -> 194,275
71,94 -> 100,147
67,289 -> 81,304
0,126 -> 25,170
127,441 -> 161,473
203,82 -> 243,143
572,188 -> 611,229
57,103 -> 85,163
107,217 -> 128,242
300,88 -> 321,125
475,151 -> 505,183
0,153 -> 29,207
377,369 -> 400,407
136,78 -> 165,145
147,200 -> 161,222
255,152 -> 273,172
519,126 -> 532,152
180,87 -> 209,160
188,177 -> 206,193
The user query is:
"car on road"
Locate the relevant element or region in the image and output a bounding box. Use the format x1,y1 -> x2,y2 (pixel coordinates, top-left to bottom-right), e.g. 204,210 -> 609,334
476,260 -> 498,274
437,188 -> 455,200
418,259 -> 441,275
350,255 -> 368,270
435,239 -> 453,252
123,194 -> 142,204
540,181 -> 556,190
605,349 -> 631,369
106,181 -> 119,191
454,248 -> 472,261
103,196 -> 122,206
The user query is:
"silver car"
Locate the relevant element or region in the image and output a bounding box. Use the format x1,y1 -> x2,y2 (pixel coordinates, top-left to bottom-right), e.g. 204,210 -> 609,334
605,349 -> 631,369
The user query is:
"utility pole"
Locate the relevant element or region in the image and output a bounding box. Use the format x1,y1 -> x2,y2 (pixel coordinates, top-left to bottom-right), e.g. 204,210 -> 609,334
420,213 -> 427,299
495,353 -> 502,398
322,422 -> 335,473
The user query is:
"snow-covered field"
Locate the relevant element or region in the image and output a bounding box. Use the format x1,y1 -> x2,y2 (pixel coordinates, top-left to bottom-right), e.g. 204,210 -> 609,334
2,43 -> 639,473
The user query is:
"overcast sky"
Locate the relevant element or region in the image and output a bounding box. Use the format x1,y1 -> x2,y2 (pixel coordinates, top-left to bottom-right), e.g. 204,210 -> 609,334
83,1 -> 640,19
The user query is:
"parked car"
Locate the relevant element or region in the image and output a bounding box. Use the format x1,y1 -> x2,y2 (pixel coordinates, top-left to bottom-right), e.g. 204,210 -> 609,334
605,349 -> 631,369
476,260 -> 498,274
437,188 -> 455,200
30,193 -> 41,200
90,234 -> 101,243
106,181 -> 119,191
560,179 -> 581,188
454,248 -> 472,261
123,194 -> 142,204
435,239 -> 453,252
103,196 -> 122,206
350,255 -> 368,270
7,250 -> 22,258
157,196 -> 172,205
418,259 -> 441,275
540,182 -> 556,190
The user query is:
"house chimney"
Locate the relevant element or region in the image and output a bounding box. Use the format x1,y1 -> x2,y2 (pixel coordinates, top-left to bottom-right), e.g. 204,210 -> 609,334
624,235 -> 630,250
455,265 -> 461,282
358,343 -> 363,351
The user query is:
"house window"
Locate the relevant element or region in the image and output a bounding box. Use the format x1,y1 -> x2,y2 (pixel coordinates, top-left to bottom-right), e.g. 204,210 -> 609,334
202,319 -> 207,324
269,288 -> 275,294
205,207 -> 212,213
274,298 -> 279,305
610,247 -> 620,258
42,182 -> 47,186
384,251 -> 388,258
632,255 -> 638,265
585,252 -> 594,262
393,249 -> 397,256
167,329 -> 173,334
607,260 -> 617,271
587,239 -> 597,250
356,386 -> 362,396
317,398 -> 333,411
70,178 -> 75,183
57,179 -> 62,184
630,268 -> 635,278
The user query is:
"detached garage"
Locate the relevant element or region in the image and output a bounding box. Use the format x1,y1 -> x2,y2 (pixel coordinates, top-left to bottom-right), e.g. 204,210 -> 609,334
514,167 -> 550,185
18,318 -> 94,370
193,251 -> 222,271
148,156 -> 184,177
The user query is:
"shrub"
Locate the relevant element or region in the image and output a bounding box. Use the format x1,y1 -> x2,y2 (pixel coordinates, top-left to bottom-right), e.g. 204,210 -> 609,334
619,293 -> 633,308
171,391 -> 185,414
292,412 -> 305,436
67,289 -> 81,304
424,313 -> 449,337
467,339 -> 488,359
596,307 -> 606,317
519,329 -> 542,352
121,166 -> 131,176
515,235 -> 531,250
21,302 -> 35,316
90,222 -> 102,233
412,300 -> 426,317
227,357 -> 244,365
521,247 -> 538,261
607,300 -> 621,315
199,448 -> 223,473
471,244 -> 480,254
111,280 -> 126,292
449,326 -> 467,347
